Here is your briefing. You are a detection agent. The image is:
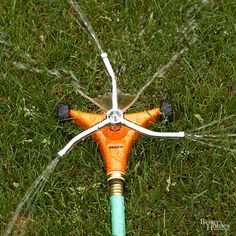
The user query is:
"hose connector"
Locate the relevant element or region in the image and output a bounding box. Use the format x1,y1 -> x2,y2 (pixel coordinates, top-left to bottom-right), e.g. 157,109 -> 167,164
108,171 -> 125,196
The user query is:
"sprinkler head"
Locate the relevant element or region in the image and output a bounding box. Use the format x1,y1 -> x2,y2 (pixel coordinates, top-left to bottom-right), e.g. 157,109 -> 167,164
107,109 -> 123,124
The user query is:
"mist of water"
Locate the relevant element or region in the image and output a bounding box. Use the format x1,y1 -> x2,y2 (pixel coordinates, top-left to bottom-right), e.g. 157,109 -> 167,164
3,155 -> 62,236
11,54 -> 107,111
1,27 -> 107,112
123,18 -> 199,112
122,47 -> 189,111
186,114 -> 236,153
191,114 -> 236,132
68,0 -> 104,54
74,81 -> 136,112
94,91 -> 136,111
186,136 -> 236,153
120,0 -> 210,112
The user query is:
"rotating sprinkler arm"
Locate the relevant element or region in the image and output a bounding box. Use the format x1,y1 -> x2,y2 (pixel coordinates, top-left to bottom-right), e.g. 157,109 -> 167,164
121,118 -> 186,138
101,52 -> 118,110
57,119 -> 110,157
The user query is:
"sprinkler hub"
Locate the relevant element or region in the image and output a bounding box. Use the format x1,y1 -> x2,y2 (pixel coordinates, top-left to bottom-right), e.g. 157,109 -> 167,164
107,109 -> 123,124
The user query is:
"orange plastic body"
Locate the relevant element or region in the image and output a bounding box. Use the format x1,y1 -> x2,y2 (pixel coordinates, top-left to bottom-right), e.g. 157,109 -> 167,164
69,108 -> 160,175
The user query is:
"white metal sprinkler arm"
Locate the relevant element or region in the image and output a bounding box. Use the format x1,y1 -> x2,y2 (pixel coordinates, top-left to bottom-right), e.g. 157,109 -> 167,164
121,118 -> 186,138
101,52 -> 118,110
57,119 -> 110,157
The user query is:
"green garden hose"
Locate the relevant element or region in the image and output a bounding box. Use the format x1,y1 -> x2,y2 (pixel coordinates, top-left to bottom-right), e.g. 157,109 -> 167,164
110,195 -> 125,236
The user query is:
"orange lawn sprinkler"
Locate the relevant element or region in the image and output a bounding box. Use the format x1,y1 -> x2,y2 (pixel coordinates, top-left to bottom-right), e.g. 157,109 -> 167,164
57,52 -> 185,236
56,2 -> 186,235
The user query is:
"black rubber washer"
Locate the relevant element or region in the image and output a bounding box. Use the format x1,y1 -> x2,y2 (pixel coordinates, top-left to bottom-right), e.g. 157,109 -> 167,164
58,103 -> 70,122
160,99 -> 173,123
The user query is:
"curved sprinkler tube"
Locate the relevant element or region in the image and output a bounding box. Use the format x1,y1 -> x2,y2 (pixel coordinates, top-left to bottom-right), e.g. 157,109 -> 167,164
57,119 -> 110,157
121,118 -> 185,138
101,52 -> 118,110
108,172 -> 126,236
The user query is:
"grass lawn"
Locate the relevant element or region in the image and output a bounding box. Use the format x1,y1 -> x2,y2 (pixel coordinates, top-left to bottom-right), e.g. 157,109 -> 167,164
0,0 -> 236,235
